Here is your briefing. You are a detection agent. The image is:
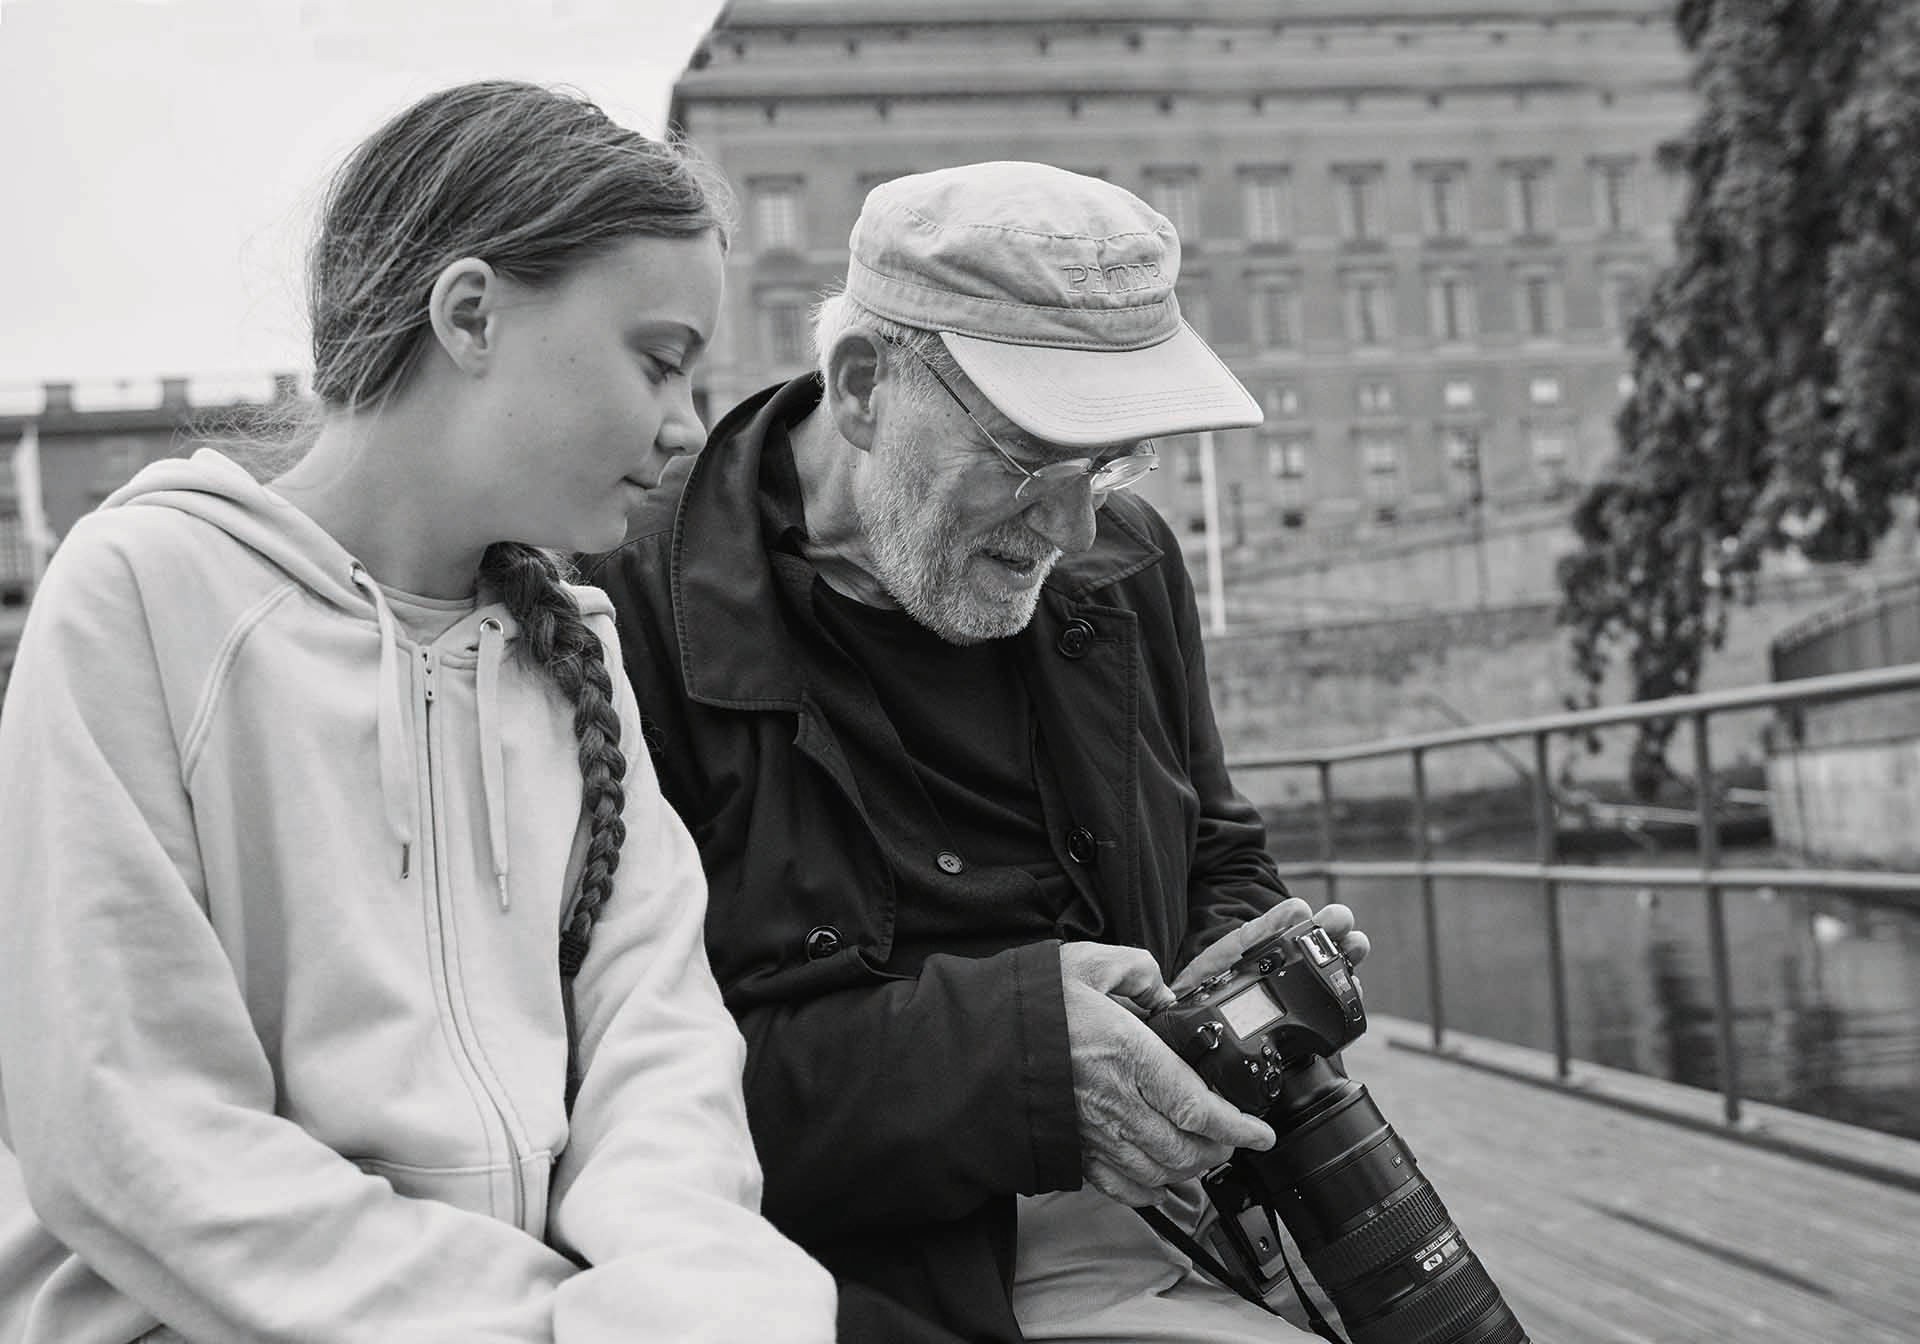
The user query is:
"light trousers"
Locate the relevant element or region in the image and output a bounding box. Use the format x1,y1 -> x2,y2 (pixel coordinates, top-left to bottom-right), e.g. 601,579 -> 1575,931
1012,1185 -> 1316,1342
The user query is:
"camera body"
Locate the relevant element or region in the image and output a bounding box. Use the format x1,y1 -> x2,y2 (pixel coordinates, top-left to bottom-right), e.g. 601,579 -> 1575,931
1148,919 -> 1530,1344
1149,921 -> 1365,1113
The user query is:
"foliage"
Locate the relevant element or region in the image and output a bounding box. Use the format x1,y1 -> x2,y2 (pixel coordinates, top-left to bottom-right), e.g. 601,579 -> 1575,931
1559,0 -> 1920,797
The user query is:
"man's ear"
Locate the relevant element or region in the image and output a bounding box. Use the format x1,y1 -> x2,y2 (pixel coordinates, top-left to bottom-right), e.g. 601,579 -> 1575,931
825,330 -> 887,451
427,258 -> 500,376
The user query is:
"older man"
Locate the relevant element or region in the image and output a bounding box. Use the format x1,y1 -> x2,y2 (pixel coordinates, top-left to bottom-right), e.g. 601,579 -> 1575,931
591,162 -> 1368,1342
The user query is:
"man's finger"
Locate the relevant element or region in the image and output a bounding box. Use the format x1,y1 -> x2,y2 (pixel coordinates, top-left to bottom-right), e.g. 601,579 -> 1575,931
1138,1050 -> 1275,1153
1062,942 -> 1175,1011
1340,929 -> 1371,968
1170,897 -> 1309,994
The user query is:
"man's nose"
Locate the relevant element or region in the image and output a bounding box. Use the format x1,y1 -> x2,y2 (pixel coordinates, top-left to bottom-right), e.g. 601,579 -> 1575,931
1022,477 -> 1100,554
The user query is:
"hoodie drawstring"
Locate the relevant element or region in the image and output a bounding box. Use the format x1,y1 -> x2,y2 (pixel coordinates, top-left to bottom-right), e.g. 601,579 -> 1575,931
351,565 -> 511,911
476,617 -> 511,911
351,565 -> 418,879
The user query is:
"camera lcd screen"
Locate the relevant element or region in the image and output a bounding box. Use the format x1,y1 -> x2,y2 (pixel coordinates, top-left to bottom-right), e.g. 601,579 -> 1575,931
1219,981 -> 1286,1039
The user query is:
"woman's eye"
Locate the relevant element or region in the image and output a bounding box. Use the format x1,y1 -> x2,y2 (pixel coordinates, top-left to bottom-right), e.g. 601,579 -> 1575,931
644,354 -> 687,385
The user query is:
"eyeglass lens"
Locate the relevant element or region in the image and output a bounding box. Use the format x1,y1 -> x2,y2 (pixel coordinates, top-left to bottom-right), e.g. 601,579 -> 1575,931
1019,452 -> 1158,499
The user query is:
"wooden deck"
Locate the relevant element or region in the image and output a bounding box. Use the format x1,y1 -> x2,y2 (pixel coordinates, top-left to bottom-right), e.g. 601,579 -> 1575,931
1323,1016 -> 1920,1343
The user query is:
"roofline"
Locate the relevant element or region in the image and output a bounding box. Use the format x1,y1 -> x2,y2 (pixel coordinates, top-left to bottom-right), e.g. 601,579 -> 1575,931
706,1 -> 1674,30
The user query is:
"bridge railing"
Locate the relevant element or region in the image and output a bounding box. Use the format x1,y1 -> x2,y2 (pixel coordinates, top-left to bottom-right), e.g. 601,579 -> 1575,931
1230,660 -> 1920,1128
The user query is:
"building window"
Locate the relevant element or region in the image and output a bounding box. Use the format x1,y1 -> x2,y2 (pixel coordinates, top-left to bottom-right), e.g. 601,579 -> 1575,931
1240,166 -> 1293,244
1426,271 -> 1476,343
1529,373 -> 1564,406
1146,167 -> 1201,241
1515,271 -> 1562,340
1601,268 -> 1648,332
1442,426 -> 1484,500
1443,378 -> 1476,410
1333,164 -> 1387,244
751,176 -> 804,252
1591,157 -> 1639,234
1267,384 -> 1302,419
763,296 -> 809,365
1356,379 -> 1396,416
1344,273 -> 1395,348
1358,430 -> 1406,515
1418,163 -> 1469,240
1252,279 -> 1301,350
1268,433 -> 1311,521
1503,160 -> 1554,238
1529,422 -> 1573,489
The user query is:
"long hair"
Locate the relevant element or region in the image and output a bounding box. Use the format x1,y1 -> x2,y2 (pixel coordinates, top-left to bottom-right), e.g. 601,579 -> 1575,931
311,81 -> 732,978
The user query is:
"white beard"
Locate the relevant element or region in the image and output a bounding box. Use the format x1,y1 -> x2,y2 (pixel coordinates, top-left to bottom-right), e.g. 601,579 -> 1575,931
852,442 -> 1058,645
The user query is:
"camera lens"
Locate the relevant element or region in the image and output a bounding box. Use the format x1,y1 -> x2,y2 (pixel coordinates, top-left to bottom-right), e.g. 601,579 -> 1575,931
1252,1070 -> 1528,1344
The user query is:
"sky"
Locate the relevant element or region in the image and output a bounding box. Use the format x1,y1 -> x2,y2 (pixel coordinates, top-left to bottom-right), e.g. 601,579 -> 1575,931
0,0 -> 732,394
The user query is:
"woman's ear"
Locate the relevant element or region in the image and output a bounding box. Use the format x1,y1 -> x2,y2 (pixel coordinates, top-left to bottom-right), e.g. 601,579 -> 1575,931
427,258 -> 500,375
825,330 -> 886,452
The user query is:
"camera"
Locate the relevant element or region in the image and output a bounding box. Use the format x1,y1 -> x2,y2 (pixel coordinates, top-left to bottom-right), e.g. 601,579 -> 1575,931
1149,920 -> 1530,1344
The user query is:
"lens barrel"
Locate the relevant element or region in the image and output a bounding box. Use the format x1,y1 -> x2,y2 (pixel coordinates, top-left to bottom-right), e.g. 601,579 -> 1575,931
1246,1072 -> 1529,1344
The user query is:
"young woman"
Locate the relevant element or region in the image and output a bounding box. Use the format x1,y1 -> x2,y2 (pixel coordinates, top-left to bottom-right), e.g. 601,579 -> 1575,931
0,81 -> 836,1343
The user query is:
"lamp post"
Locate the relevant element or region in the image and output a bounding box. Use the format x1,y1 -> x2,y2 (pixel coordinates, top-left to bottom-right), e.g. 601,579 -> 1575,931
1454,430 -> 1490,609
1198,430 -> 1227,634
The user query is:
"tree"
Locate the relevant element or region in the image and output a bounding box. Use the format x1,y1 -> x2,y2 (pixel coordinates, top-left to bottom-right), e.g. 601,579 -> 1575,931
1559,0 -> 1920,797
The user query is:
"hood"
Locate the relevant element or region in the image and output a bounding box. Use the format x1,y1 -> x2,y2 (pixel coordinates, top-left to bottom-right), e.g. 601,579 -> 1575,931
103,447 -> 379,617
102,447 -> 607,911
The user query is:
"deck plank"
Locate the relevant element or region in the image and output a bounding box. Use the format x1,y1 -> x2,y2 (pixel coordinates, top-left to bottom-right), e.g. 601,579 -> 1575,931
1318,1017 -> 1920,1343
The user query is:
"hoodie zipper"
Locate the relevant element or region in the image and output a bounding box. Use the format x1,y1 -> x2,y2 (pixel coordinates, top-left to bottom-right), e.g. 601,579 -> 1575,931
418,644 -> 530,1231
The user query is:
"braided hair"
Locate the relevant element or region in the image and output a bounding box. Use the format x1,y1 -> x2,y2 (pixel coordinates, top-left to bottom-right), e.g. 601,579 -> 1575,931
304,81 -> 732,978
480,543 -> 627,978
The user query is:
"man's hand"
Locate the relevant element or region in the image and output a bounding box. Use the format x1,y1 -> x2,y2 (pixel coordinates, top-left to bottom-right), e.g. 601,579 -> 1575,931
1058,943 -> 1275,1208
1170,896 -> 1369,997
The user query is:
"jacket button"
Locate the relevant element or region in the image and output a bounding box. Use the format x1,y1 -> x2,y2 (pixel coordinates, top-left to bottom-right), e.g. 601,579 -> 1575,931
1066,827 -> 1098,865
1056,619 -> 1094,658
935,851 -> 965,875
803,925 -> 842,960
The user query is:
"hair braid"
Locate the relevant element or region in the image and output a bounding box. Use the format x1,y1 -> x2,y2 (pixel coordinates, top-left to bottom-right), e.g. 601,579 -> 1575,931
479,542 -> 627,979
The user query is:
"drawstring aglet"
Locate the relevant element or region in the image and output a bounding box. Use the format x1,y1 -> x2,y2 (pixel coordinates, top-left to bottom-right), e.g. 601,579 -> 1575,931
400,843 -> 411,880
497,873 -> 511,912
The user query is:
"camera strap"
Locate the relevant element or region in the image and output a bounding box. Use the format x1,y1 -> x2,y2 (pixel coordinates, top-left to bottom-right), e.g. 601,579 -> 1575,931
1133,1205 -> 1348,1344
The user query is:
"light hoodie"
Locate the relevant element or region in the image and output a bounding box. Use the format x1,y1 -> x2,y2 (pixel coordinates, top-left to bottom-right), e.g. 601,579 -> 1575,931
0,450 -> 836,1343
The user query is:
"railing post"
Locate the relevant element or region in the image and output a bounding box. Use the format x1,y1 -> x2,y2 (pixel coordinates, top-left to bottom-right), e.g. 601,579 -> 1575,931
1411,747 -> 1445,1051
1693,710 -> 1743,1126
1317,760 -> 1338,911
1532,732 -> 1570,1081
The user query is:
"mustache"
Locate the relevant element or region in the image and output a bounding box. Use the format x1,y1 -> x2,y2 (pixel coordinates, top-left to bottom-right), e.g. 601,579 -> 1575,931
975,529 -> 1061,564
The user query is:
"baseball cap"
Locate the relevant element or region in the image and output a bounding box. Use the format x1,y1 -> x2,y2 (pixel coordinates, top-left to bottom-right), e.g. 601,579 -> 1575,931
843,161 -> 1263,448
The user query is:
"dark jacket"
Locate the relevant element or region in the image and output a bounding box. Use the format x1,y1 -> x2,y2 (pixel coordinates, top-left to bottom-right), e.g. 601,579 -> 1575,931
589,376 -> 1286,1342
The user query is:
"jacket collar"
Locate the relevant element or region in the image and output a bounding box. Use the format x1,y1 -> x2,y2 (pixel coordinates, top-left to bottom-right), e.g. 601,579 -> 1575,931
671,375 -> 1164,709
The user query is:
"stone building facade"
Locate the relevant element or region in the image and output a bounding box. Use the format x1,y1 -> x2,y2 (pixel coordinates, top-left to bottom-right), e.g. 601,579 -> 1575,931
0,374 -> 304,600
668,0 -> 1693,605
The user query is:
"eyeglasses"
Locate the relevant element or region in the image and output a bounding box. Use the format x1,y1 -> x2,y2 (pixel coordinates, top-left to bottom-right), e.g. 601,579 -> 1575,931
892,343 -> 1159,501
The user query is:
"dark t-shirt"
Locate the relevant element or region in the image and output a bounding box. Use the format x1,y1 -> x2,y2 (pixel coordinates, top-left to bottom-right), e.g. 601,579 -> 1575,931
807,579 -> 1094,967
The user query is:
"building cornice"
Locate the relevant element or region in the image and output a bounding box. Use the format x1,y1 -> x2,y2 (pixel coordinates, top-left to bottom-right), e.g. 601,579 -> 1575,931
673,58 -> 1686,105
709,1 -> 1674,28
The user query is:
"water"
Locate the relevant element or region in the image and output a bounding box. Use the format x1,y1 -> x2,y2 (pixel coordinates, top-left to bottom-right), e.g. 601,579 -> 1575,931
1318,845 -> 1920,1141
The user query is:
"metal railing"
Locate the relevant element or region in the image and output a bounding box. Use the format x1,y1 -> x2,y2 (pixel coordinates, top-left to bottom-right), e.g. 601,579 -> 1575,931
1231,661 -> 1920,1128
